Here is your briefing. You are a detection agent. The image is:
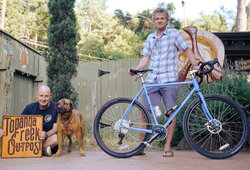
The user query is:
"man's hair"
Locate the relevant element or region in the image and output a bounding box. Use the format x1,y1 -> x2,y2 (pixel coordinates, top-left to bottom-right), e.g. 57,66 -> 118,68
152,8 -> 170,21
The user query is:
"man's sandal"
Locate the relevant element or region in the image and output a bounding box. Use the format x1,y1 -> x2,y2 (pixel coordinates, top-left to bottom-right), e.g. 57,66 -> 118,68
136,152 -> 146,156
163,150 -> 173,157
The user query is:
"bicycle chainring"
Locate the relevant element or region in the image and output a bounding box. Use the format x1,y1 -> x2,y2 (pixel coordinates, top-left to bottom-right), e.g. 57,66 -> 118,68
153,125 -> 167,141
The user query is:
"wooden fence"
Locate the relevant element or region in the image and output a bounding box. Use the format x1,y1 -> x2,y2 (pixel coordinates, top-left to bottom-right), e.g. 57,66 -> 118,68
72,59 -> 142,127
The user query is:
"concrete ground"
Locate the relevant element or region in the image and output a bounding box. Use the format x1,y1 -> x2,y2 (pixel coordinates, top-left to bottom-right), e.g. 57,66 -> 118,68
1,150 -> 250,170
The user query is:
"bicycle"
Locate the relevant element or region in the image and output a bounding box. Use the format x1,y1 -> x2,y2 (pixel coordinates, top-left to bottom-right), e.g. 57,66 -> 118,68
93,58 -> 249,159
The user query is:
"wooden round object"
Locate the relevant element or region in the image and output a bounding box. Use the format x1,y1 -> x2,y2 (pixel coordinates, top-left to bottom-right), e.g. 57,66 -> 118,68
179,29 -> 225,72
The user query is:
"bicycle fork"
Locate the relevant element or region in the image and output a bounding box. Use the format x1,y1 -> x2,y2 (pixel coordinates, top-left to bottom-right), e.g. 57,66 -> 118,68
193,77 -> 218,127
197,91 -> 218,127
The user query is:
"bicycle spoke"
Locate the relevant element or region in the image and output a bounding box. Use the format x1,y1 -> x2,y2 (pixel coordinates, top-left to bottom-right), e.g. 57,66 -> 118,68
94,98 -> 152,158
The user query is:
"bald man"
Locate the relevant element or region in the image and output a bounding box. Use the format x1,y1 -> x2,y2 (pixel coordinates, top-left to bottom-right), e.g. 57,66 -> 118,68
21,85 -> 58,156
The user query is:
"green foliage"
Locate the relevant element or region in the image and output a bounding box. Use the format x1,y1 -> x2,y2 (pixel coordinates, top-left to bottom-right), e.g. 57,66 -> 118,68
1,1 -> 238,58
195,11 -> 227,32
180,10 -> 229,32
1,0 -> 50,51
134,9 -> 154,34
114,2 -> 181,40
114,9 -> 132,29
47,0 -> 78,105
76,0 -> 144,61
200,69 -> 250,113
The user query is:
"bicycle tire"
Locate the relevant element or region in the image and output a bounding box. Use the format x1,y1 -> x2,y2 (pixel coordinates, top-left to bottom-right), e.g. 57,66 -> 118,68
183,94 -> 249,159
94,97 -> 152,158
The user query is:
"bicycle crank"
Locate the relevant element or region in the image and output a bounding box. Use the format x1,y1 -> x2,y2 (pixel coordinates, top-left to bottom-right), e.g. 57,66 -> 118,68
153,125 -> 168,141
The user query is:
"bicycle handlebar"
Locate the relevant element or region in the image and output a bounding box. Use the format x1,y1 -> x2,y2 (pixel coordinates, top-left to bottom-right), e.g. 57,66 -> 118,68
129,58 -> 221,85
129,68 -> 153,74
196,58 -> 221,84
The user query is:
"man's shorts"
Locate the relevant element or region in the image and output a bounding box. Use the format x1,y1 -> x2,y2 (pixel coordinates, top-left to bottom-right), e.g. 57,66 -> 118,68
142,81 -> 179,112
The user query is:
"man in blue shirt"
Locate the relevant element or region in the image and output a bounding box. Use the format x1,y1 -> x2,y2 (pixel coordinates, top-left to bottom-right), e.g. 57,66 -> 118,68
21,85 -> 58,156
129,8 -> 199,157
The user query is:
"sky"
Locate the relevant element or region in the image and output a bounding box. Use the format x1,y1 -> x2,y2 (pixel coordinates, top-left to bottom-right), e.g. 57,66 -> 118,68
106,0 -> 248,20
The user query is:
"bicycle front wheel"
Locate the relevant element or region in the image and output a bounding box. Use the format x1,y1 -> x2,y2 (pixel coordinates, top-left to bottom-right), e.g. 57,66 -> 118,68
183,94 -> 249,159
94,97 -> 152,158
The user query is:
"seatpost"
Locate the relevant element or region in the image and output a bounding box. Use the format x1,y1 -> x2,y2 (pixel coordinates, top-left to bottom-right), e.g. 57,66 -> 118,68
139,73 -> 145,84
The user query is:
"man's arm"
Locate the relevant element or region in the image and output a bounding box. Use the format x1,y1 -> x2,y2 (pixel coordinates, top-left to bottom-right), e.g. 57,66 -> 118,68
46,123 -> 57,137
129,56 -> 150,76
183,47 -> 200,69
41,123 -> 57,139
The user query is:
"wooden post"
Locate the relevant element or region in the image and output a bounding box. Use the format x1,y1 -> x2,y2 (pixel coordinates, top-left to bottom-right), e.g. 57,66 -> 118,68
1,0 -> 6,29
91,81 -> 97,145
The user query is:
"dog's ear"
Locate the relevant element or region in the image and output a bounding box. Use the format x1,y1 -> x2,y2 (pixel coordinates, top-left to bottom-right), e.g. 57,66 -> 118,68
56,99 -> 61,107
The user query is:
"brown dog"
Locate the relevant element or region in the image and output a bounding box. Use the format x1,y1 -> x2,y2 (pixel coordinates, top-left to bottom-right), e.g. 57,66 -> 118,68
53,99 -> 85,156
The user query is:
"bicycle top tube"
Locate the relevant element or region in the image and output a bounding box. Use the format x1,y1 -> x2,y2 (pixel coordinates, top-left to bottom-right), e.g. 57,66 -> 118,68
144,81 -> 193,88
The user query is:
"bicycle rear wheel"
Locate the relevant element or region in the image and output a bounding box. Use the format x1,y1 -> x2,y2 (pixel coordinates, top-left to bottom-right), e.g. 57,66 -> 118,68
94,97 -> 152,158
183,94 -> 249,159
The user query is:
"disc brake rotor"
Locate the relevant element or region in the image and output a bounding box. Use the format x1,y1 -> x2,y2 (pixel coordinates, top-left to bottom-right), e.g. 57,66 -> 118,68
206,119 -> 222,134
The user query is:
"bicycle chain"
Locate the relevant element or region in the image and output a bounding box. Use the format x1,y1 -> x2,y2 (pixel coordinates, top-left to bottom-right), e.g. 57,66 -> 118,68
117,121 -> 168,141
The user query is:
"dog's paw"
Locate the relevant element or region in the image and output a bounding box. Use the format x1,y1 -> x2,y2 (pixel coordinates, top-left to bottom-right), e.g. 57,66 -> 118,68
52,153 -> 60,157
80,151 -> 85,156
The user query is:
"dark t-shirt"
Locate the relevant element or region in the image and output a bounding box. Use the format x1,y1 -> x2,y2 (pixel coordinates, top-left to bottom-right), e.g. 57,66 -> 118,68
21,101 -> 58,132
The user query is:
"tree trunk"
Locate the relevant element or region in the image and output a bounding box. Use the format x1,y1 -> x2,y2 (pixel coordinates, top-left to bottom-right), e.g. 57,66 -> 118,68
236,0 -> 247,31
1,0 -> 7,29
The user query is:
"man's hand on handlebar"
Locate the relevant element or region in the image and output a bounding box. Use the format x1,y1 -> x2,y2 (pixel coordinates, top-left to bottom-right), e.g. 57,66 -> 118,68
128,68 -> 136,76
192,65 -> 200,70
195,58 -> 220,84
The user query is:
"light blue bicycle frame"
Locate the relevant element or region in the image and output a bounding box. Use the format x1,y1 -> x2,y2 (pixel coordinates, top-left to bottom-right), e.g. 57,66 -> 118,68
120,74 -> 217,135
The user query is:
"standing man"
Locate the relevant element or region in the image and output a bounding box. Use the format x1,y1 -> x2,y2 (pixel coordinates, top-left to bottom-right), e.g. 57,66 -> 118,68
129,8 -> 199,157
21,85 -> 58,156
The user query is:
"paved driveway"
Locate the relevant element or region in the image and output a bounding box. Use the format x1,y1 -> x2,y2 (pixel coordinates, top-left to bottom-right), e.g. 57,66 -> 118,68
1,150 -> 250,170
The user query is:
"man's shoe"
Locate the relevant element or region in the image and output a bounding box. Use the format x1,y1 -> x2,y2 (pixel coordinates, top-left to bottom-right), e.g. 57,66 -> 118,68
43,146 -> 52,157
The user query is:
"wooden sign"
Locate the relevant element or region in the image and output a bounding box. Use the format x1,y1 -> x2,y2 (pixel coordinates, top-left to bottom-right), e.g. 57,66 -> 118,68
235,60 -> 250,71
1,115 -> 43,158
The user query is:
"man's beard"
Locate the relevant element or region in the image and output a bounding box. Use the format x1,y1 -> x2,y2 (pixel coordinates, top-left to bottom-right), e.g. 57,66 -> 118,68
157,24 -> 167,31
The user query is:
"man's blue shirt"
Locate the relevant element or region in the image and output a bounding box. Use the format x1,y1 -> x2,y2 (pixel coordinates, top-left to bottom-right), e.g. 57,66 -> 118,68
21,101 -> 57,132
142,28 -> 188,83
